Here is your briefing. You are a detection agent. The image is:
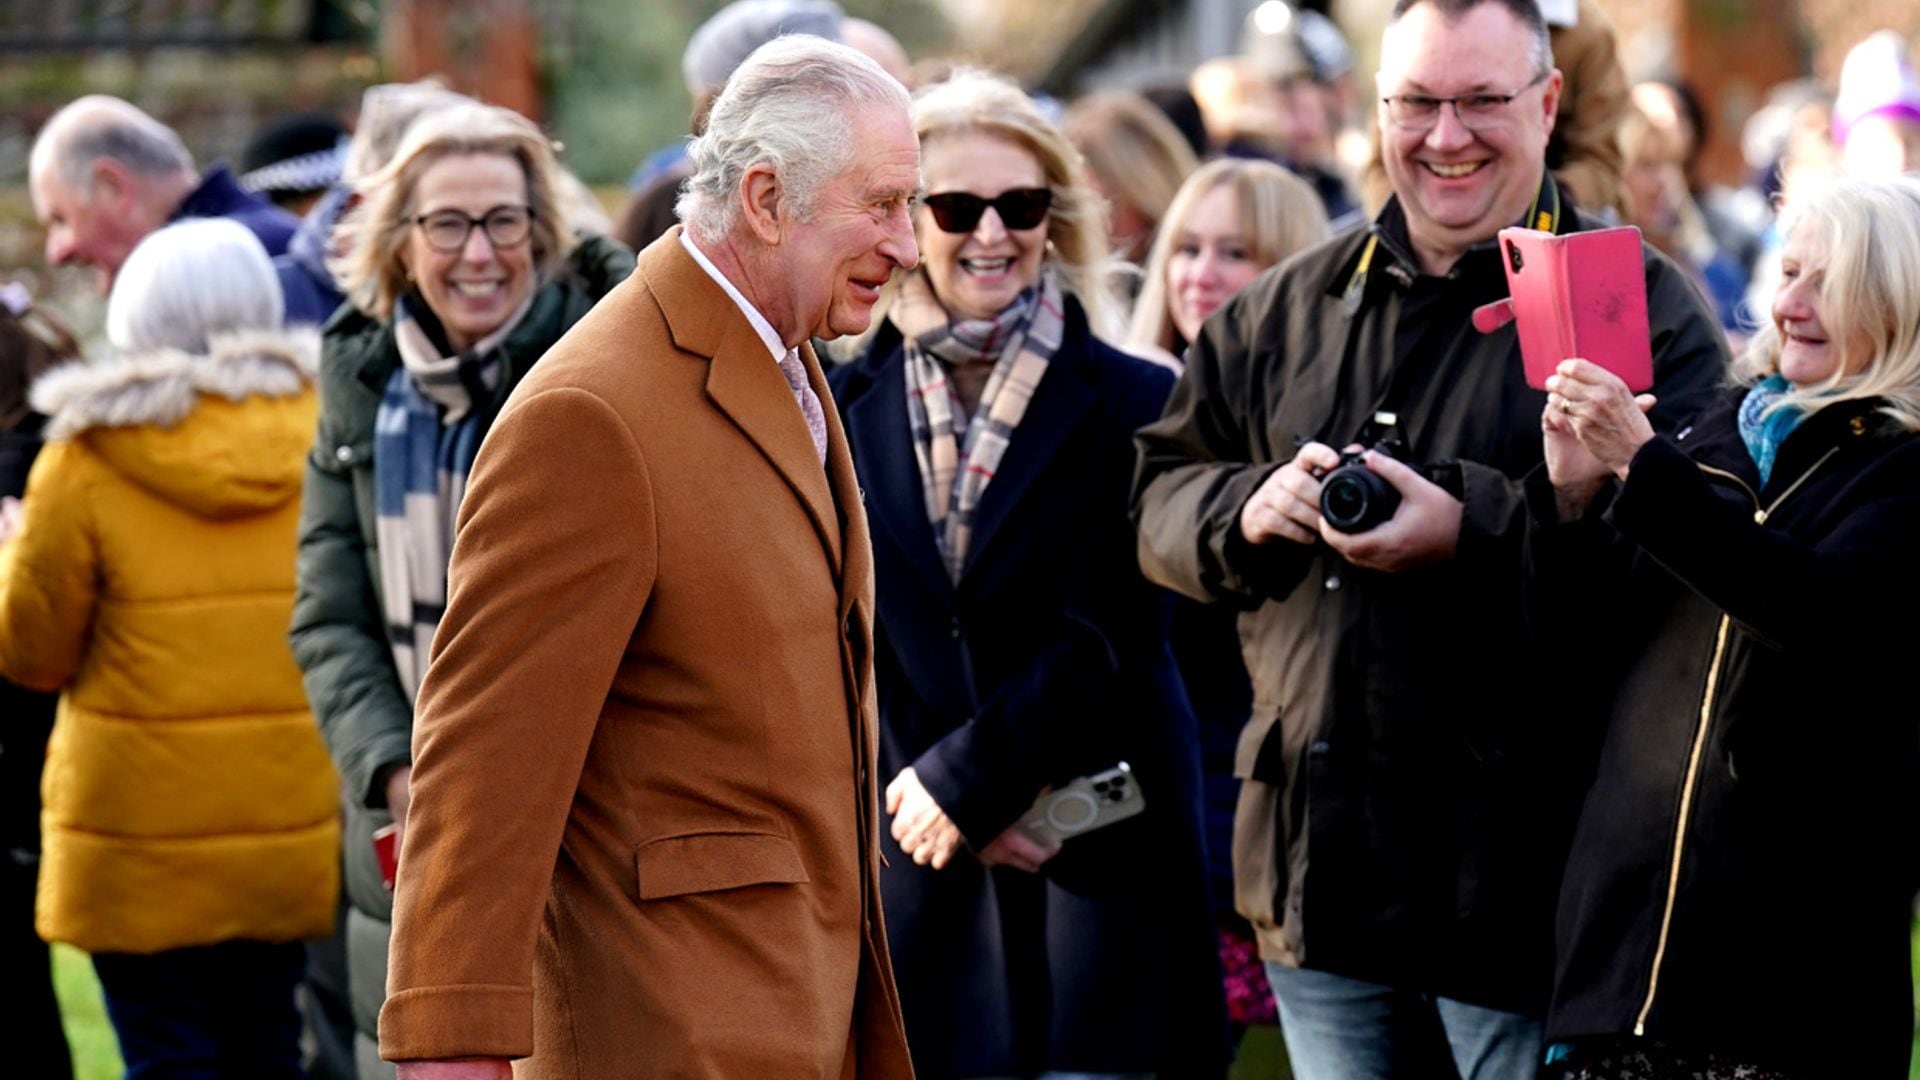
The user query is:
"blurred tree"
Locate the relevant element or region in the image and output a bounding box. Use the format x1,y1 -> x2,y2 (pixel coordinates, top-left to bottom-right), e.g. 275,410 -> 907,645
544,0 -> 951,186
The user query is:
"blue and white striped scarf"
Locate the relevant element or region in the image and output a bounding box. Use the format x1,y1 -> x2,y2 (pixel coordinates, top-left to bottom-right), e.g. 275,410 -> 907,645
373,292 -> 530,697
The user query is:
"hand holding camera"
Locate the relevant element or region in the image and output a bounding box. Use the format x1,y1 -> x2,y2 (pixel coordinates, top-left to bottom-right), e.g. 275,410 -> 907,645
1239,440 -> 1343,546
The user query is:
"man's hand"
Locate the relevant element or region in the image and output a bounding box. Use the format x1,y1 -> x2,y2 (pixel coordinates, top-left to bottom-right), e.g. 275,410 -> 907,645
976,822 -> 1061,873
1239,441 -> 1343,546
384,764 -> 413,854
1319,451 -> 1462,572
885,767 -> 962,869
396,1059 -> 512,1079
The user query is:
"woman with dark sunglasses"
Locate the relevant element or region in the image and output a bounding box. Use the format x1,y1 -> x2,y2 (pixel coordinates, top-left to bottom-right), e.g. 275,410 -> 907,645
826,69 -> 1225,1080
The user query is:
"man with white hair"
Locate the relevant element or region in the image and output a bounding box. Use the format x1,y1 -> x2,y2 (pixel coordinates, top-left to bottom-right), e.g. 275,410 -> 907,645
30,95 -> 299,293
378,36 -> 919,1079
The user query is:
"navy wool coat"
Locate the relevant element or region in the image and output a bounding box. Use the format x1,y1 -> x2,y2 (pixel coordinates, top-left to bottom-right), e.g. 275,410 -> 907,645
828,296 -> 1227,1079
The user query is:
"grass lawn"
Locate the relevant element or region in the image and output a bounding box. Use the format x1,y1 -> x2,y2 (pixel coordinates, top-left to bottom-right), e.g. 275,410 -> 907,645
41,931 -> 1920,1078
52,943 -> 121,1079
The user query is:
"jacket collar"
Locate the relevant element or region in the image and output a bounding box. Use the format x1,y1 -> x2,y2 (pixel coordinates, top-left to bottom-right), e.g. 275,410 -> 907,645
1326,171 -> 1567,301
33,324 -> 321,440
1680,388 -> 1911,494
640,227 -> 846,574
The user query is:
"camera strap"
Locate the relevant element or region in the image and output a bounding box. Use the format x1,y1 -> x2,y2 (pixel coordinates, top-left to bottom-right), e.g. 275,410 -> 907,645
1330,178 -> 1563,449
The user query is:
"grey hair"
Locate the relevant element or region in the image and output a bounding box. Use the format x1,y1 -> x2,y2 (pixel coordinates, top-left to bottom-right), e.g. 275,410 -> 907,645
107,218 -> 282,355
677,35 -> 910,244
32,95 -> 195,195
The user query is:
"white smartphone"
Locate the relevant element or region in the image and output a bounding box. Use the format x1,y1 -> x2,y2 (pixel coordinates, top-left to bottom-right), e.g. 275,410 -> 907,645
1016,762 -> 1146,846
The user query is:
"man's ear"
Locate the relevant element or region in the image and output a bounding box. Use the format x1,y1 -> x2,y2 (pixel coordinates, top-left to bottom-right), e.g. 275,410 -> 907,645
739,163 -> 785,246
89,158 -> 133,210
1538,68 -> 1565,138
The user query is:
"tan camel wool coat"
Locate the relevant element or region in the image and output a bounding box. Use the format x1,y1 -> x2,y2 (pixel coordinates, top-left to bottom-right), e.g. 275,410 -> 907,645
378,229 -> 913,1079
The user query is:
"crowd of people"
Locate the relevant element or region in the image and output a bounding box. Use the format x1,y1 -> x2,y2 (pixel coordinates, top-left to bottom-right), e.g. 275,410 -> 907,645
1,1 -> 1916,1079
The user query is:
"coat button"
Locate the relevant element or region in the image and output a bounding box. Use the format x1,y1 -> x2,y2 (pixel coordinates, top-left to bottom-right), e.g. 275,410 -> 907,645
1324,574 -> 1342,592
335,445 -> 353,463
949,617 -> 963,639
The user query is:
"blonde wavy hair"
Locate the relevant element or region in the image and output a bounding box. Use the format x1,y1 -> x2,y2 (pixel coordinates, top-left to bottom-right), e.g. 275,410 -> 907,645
1128,158 -> 1330,358
1736,174 -> 1920,431
334,103 -> 575,323
910,69 -> 1125,339
1062,90 -> 1199,247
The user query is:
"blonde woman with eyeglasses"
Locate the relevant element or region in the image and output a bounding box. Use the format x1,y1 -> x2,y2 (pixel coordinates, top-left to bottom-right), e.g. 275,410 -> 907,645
288,102 -> 632,1074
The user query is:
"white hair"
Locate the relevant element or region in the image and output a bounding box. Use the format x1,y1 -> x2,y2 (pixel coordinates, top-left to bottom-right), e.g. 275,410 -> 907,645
31,95 -> 195,196
677,34 -> 910,244
107,218 -> 283,355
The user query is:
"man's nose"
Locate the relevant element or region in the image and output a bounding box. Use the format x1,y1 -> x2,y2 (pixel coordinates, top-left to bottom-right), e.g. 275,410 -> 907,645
1425,104 -> 1476,150
885,206 -> 918,270
45,230 -> 74,266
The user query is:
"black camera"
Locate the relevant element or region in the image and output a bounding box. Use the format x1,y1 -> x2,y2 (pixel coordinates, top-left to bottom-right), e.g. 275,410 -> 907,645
1318,445 -> 1403,534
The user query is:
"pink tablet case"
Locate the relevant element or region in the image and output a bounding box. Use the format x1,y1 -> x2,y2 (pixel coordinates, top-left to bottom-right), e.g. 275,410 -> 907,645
1471,225 -> 1654,393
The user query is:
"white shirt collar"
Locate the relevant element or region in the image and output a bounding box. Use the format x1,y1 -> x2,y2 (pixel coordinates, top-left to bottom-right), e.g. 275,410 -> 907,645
680,229 -> 789,363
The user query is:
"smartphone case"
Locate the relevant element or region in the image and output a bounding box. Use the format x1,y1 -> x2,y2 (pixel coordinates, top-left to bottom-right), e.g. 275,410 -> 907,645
1470,225 -> 1655,392
1017,763 -> 1145,846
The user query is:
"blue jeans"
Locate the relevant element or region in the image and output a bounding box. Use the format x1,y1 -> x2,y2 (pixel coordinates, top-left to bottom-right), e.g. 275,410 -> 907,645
92,939 -> 306,1079
1265,963 -> 1543,1080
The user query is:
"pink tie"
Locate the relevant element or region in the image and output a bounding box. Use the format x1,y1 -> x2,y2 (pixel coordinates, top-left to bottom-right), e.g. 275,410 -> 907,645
777,348 -> 829,464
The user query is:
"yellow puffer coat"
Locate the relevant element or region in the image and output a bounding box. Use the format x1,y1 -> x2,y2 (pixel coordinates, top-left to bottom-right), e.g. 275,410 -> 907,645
0,326 -> 340,954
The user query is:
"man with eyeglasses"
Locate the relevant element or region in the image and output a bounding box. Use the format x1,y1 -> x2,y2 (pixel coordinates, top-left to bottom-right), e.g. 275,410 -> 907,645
1133,0 -> 1727,1076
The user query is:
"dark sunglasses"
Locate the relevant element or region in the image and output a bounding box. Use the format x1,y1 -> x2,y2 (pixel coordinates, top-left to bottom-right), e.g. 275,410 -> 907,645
921,188 -> 1052,233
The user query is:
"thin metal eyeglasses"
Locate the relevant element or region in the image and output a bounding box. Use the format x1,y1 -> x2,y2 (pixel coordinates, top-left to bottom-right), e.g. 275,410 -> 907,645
1380,70 -> 1550,131
412,205 -> 535,252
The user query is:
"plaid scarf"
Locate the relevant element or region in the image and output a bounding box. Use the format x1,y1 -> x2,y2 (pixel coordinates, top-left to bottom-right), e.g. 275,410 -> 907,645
896,267 -> 1065,582
374,292 -> 531,697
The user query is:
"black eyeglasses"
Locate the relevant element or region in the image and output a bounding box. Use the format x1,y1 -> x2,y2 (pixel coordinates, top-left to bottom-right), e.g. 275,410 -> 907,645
1381,71 -> 1550,132
920,188 -> 1052,234
412,205 -> 535,253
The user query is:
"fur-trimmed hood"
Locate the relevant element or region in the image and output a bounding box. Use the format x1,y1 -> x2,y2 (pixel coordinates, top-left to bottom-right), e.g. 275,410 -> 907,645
29,325 -> 321,519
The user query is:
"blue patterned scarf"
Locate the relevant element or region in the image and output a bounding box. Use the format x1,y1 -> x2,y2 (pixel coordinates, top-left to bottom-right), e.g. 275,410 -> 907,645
373,292 -> 530,697
1737,374 -> 1806,488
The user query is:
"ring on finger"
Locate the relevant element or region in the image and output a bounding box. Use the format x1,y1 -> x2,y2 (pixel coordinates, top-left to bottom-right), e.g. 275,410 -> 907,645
1558,397 -> 1573,415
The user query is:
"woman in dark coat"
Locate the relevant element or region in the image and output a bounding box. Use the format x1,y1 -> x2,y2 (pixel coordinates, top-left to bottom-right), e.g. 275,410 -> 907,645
1531,174 -> 1920,1079
827,70 -> 1224,1080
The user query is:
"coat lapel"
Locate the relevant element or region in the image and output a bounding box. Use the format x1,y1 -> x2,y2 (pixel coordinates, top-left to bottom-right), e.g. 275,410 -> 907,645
959,347 -> 1096,581
845,354 -> 953,603
644,229 -> 842,572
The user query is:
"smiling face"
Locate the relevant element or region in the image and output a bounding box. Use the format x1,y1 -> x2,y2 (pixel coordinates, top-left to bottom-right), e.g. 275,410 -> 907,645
770,107 -> 922,343
30,157 -> 166,293
1168,182 -> 1265,344
399,152 -> 535,353
917,130 -> 1051,322
1771,220 -> 1867,388
1376,1 -> 1560,275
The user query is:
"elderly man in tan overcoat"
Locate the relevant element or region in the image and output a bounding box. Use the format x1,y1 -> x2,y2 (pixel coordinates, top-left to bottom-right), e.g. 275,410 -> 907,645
377,37 -> 922,1080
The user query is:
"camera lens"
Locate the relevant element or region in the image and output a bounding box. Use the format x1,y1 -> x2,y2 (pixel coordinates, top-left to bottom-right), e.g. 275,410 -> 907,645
1320,459 -> 1401,533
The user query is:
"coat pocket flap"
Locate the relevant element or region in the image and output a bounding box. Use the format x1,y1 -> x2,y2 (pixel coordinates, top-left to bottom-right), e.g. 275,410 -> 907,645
635,830 -> 810,900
